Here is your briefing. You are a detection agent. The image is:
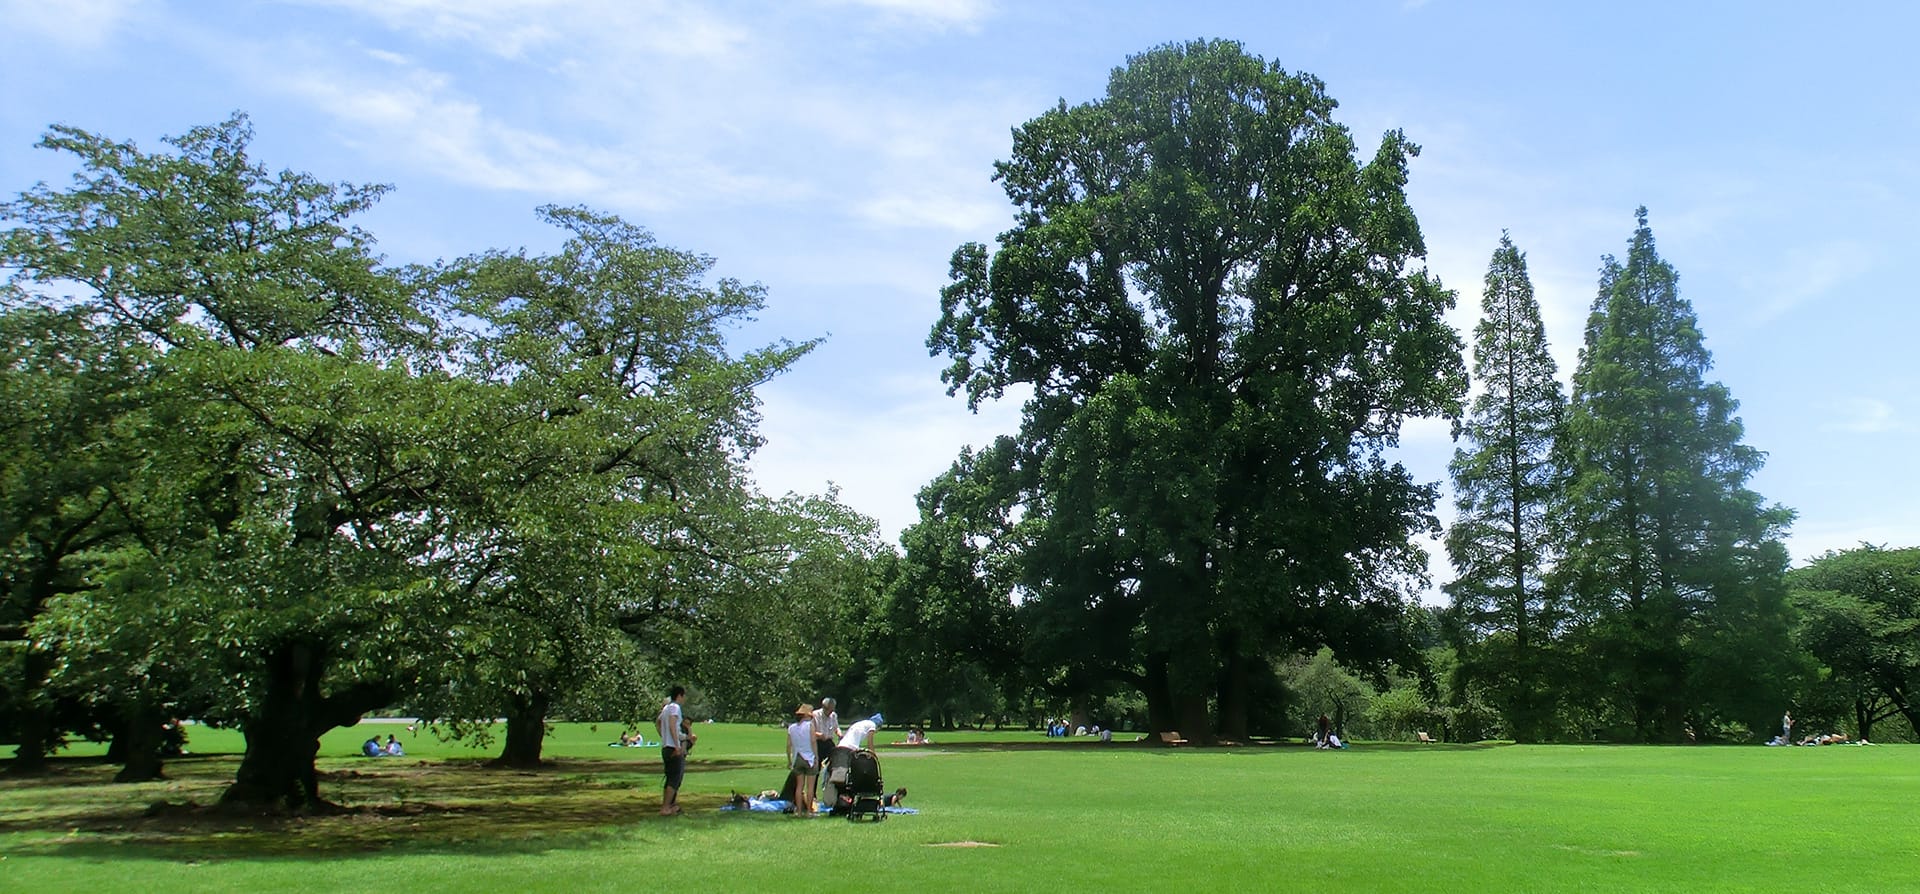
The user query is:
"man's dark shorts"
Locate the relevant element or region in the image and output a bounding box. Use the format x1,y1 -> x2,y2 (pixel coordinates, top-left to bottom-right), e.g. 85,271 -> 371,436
661,746 -> 686,788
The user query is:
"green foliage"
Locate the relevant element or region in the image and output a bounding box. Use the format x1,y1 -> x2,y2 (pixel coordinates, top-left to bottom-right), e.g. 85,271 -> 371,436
1445,234 -> 1567,742
929,39 -> 1465,738
1557,209 -> 1796,742
1790,545 -> 1920,740
872,448 -> 1022,728
1,116 -> 848,796
0,306 -> 150,764
406,204 -> 829,757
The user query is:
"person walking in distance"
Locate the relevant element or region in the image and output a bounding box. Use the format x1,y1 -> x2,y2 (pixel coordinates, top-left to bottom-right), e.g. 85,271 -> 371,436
658,685 -> 688,816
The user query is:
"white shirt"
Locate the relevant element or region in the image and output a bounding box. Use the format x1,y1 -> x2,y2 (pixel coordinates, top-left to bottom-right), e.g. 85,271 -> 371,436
658,699 -> 684,749
788,721 -> 816,764
839,719 -> 878,751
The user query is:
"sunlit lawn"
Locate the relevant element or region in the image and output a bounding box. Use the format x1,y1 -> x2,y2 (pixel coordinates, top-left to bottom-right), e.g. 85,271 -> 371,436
3,722 -> 1915,892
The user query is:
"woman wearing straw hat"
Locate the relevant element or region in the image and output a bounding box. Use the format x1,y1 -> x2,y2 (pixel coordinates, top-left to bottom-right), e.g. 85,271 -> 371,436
787,704 -> 820,816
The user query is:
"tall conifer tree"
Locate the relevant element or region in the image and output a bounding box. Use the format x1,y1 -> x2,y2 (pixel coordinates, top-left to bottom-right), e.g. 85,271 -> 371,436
1560,209 -> 1794,742
1446,233 -> 1566,743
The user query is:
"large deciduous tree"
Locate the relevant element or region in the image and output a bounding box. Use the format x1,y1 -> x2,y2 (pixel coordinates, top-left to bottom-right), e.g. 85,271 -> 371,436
1790,545 -> 1920,740
2,117 -> 449,807
929,40 -> 1465,740
421,206 -> 819,766
1558,209 -> 1794,741
0,307 -> 146,773
4,117 -> 848,798
874,448 -> 1022,729
1445,233 -> 1567,743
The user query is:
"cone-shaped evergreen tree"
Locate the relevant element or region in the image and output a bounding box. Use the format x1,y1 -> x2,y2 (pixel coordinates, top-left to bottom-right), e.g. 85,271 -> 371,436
1446,233 -> 1567,743
1560,208 -> 1794,742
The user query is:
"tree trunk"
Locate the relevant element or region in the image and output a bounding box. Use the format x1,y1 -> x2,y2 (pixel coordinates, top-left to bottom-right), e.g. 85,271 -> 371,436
1143,654 -> 1174,734
1215,647 -> 1249,740
7,649 -> 56,775
1853,698 -> 1874,742
495,692 -> 551,768
219,640 -> 390,811
112,704 -> 167,783
223,712 -> 326,810
1175,694 -> 1212,744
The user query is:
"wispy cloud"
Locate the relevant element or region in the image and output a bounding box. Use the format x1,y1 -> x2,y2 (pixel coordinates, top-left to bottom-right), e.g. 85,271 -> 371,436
1825,397 -> 1902,434
1785,517 -> 1920,566
822,0 -> 998,31
254,3 -> 1022,234
266,45 -> 801,211
751,374 -> 1025,539
0,0 -> 147,48
1740,240 -> 1876,325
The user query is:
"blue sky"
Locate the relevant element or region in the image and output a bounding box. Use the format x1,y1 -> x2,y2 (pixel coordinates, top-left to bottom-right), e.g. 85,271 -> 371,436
5,1 -> 1917,591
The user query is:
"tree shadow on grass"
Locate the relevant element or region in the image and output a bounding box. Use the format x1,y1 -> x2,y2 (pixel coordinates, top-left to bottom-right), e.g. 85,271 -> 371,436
0,754 -> 756,862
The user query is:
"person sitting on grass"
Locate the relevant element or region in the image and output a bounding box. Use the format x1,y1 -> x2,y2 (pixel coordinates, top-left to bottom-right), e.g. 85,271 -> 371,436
385,734 -> 404,756
362,736 -> 383,757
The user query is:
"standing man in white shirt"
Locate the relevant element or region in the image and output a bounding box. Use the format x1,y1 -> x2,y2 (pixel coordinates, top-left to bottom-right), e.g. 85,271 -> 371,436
813,697 -> 840,804
657,685 -> 687,816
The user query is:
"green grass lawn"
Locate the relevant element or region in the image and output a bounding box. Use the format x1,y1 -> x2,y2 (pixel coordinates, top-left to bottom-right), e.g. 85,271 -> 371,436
3,723 -> 1915,892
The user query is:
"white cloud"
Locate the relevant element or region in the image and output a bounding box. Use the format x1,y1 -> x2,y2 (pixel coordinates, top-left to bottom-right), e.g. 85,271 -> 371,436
267,47 -> 799,211
288,0 -> 568,59
821,0 -> 997,31
253,3 -> 1029,236
1785,517 -> 1920,565
856,187 -> 1006,232
1740,240 -> 1876,325
293,0 -> 751,60
1825,397 -> 1902,434
0,0 -> 146,47
750,375 -> 1023,540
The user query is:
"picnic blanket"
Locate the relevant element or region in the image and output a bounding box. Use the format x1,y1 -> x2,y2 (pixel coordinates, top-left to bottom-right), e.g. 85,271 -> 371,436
720,797 -> 792,813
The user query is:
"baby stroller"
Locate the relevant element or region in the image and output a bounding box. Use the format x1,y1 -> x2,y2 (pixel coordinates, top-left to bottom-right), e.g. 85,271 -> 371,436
843,748 -> 886,822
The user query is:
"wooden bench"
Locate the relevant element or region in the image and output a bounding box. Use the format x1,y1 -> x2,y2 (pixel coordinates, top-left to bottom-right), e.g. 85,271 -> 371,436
1158,731 -> 1190,746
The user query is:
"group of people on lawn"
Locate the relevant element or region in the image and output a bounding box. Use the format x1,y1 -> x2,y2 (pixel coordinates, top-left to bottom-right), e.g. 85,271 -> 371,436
783,698 -> 884,817
650,686 -> 888,817
1769,711 -> 1873,747
360,733 -> 404,757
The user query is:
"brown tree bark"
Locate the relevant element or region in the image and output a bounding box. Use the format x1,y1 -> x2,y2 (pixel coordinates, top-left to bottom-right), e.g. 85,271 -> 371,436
494,691 -> 552,769
219,640 -> 391,811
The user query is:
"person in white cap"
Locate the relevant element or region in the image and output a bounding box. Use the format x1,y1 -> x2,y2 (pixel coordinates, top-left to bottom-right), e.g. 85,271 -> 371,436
825,712 -> 883,808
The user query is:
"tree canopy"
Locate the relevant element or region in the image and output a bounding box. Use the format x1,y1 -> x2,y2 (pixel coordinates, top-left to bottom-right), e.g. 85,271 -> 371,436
0,115 -> 863,801
1446,233 -> 1566,743
930,39 -> 1465,740
1558,209 -> 1795,742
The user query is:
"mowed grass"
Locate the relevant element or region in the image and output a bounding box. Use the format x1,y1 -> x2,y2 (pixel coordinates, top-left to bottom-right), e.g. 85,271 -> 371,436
3,723 -> 1915,892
